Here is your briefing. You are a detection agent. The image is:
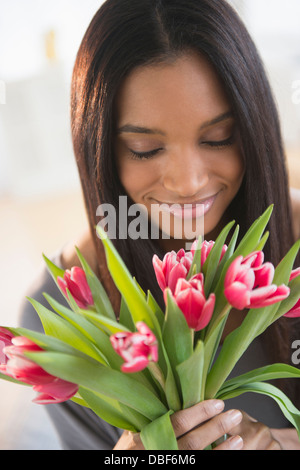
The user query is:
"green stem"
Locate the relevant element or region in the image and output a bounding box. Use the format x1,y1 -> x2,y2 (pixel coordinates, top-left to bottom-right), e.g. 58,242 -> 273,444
201,303 -> 233,399
205,303 -> 232,341
147,362 -> 166,393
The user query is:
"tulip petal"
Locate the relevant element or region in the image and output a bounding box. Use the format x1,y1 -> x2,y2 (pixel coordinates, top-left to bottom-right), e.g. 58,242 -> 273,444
195,293 -> 215,331
249,284 -> 278,305
33,378 -> 78,401
224,256 -> 244,287
152,255 -> 166,291
224,281 -> 251,310
168,263 -> 188,294
121,356 -> 149,373
175,288 -> 205,329
243,251 -> 264,268
236,266 -> 255,290
250,284 -> 290,308
290,268 -> 300,282
253,262 -> 275,288
284,298 -> 300,318
71,267 -> 93,305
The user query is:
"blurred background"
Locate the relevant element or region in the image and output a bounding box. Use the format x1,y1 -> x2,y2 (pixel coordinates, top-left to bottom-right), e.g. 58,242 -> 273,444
0,0 -> 299,450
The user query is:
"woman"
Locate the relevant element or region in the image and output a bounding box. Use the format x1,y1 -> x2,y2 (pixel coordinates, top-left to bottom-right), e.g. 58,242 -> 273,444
20,0 -> 300,450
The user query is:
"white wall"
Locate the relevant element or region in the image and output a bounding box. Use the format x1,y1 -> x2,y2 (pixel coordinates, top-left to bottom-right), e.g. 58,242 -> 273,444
0,0 -> 299,198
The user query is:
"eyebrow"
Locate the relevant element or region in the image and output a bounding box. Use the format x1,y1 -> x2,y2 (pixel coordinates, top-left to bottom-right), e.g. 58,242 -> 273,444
117,111 -> 233,135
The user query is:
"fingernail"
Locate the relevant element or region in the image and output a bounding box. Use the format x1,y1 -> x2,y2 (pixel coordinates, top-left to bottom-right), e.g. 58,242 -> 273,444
227,409 -> 243,424
228,435 -> 243,450
214,400 -> 224,411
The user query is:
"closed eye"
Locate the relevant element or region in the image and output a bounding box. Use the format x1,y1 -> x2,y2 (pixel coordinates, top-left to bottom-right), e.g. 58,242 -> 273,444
202,136 -> 234,148
129,148 -> 163,160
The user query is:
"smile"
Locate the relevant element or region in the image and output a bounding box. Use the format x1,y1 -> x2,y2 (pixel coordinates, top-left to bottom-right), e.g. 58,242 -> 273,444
154,193 -> 219,219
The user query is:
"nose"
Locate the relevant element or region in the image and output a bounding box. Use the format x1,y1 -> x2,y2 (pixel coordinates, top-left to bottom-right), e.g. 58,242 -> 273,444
162,148 -> 209,198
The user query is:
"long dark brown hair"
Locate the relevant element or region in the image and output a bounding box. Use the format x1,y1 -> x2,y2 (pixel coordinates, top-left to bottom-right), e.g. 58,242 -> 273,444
71,0 -> 300,405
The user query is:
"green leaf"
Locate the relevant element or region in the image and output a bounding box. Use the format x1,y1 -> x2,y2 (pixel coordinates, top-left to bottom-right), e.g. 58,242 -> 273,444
0,372 -> 30,386
272,274 -> 300,323
96,225 -> 161,338
187,235 -> 202,279
217,382 -> 300,437
27,297 -> 108,364
176,340 -> 205,408
211,205 -> 274,318
75,247 -> 116,320
207,224 -> 240,296
78,387 -> 150,432
202,220 -> 235,295
79,308 -> 131,335
232,204 -> 273,258
42,254 -> 65,283
205,238 -> 300,399
162,348 -> 182,412
147,290 -> 165,330
140,411 -> 178,450
118,297 -> 136,332
254,231 -> 269,252
216,364 -> 300,398
43,293 -> 123,370
7,326 -> 87,357
25,351 -> 168,421
273,239 -> 300,286
162,290 -> 193,375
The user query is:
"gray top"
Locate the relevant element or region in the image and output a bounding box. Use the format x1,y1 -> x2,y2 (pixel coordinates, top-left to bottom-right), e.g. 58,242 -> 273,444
18,251 -> 290,450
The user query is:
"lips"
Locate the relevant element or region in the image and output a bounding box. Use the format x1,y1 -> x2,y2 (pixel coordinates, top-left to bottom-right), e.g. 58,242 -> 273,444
154,193 -> 219,219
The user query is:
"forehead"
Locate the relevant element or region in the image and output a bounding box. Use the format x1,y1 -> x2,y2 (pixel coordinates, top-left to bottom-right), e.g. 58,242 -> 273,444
115,52 -> 230,127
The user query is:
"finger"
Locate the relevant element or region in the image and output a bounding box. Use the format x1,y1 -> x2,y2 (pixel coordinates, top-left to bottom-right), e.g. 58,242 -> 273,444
213,435 -> 244,451
178,409 -> 243,450
171,400 -> 225,438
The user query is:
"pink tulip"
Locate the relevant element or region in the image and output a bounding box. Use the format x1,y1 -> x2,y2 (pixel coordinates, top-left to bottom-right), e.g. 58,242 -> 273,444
284,268 -> 300,318
110,322 -> 158,373
0,328 -> 14,364
166,273 -> 215,331
224,251 -> 290,310
153,249 -> 193,294
191,240 -> 228,268
0,333 -> 78,404
57,266 -> 94,309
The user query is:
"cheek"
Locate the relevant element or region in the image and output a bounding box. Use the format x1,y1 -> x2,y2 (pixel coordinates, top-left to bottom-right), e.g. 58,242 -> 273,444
217,149 -> 245,187
118,160 -> 158,200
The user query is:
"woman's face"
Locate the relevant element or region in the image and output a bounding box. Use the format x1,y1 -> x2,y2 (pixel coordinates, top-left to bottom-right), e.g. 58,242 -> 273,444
114,52 -> 245,249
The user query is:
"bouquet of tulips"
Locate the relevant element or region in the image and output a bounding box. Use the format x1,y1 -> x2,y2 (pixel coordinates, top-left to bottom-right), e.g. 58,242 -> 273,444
1,205 -> 300,450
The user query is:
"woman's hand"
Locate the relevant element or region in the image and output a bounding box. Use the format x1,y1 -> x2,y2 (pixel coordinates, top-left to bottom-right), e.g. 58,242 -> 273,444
227,411 -> 282,450
113,400 -> 244,450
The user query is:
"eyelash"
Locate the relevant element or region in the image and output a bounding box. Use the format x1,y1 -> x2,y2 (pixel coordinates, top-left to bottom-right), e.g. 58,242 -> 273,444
129,136 -> 234,160
129,148 -> 163,160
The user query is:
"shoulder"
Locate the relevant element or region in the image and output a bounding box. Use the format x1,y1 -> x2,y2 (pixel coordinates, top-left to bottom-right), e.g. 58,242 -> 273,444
19,229 -> 95,331
290,187 -> 300,240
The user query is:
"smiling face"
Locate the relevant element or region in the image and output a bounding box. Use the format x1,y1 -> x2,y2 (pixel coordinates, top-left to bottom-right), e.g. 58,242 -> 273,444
114,51 -> 245,251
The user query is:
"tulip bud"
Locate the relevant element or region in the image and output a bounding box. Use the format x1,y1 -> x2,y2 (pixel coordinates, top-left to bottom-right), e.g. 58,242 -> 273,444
152,249 -> 193,294
57,266 -> 94,309
190,240 -> 227,267
166,273 -> 215,331
224,251 -> 290,310
0,333 -> 78,404
110,322 -> 158,373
